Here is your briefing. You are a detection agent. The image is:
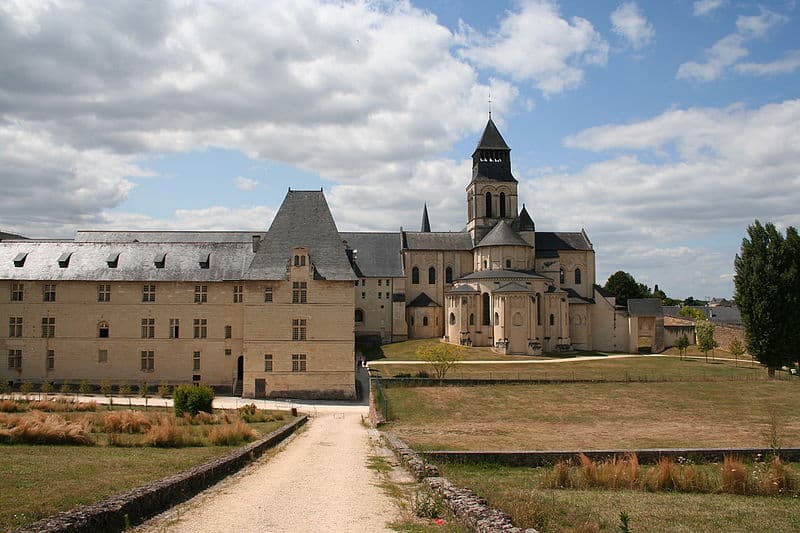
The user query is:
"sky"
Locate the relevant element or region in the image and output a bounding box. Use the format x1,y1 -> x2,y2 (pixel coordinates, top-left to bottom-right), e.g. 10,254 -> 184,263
1,0 -> 798,299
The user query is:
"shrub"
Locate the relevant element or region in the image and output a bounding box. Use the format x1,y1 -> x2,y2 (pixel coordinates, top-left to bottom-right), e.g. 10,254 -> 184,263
173,384 -> 214,417
99,380 -> 112,396
118,383 -> 132,396
28,400 -> 60,412
0,399 -> 24,413
543,460 -> 572,488
415,371 -> 431,378
236,404 -> 283,423
757,457 -> 799,496
59,382 -> 72,395
74,401 -> 98,412
412,488 -> 443,519
721,456 -> 749,495
209,421 -> 258,446
104,410 -> 152,433
78,380 -> 92,395
40,382 -> 54,395
193,411 -> 218,425
144,416 -> 195,447
0,411 -> 92,445
0,381 -> 8,397
158,381 -> 171,398
19,381 -> 34,396
138,381 -> 149,398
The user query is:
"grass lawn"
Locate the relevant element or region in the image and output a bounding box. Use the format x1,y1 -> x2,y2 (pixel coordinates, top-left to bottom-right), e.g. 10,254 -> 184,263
368,338 -> 546,361
383,381 -> 800,450
371,353 -> 768,382
438,463 -> 800,532
0,407 -> 293,531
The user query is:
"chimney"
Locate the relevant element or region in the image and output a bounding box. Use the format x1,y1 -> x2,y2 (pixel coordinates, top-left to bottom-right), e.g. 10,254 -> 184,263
252,235 -> 261,252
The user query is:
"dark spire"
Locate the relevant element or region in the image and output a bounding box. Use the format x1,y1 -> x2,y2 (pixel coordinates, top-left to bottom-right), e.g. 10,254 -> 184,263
518,204 -> 535,232
471,117 -> 516,183
474,117 -> 510,152
420,203 -> 431,233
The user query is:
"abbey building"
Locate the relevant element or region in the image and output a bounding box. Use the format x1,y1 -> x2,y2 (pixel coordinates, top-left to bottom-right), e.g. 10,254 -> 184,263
1,118 -> 631,399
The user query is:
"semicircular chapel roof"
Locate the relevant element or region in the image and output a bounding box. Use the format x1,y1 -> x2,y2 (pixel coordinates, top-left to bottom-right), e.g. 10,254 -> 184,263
474,220 -> 530,248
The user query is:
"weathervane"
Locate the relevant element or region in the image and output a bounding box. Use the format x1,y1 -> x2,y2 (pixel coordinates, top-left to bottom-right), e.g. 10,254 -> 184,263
488,91 -> 492,118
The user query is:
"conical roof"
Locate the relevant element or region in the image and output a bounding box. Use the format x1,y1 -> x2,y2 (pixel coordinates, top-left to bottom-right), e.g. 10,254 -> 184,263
517,204 -> 535,232
420,204 -> 431,233
475,117 -> 510,152
474,220 -> 530,248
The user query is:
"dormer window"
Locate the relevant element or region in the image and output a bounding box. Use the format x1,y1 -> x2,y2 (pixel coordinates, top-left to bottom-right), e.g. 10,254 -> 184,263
106,252 -> 120,268
293,254 -> 306,267
13,252 -> 28,267
57,252 -> 72,268
199,252 -> 210,269
154,252 -> 166,269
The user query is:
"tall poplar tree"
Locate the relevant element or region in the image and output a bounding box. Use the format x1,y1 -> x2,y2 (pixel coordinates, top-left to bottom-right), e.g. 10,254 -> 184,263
734,221 -> 800,376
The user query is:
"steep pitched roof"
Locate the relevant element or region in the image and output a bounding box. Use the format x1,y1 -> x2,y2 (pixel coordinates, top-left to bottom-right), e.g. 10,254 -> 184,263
407,292 -> 439,307
628,298 -> 663,317
474,117 -> 510,151
404,232 -> 473,251
339,232 -> 403,277
535,232 -> 593,251
0,231 -> 26,241
75,231 -> 261,243
474,220 -> 530,248
420,204 -> 431,233
247,190 -> 356,281
516,204 -> 535,232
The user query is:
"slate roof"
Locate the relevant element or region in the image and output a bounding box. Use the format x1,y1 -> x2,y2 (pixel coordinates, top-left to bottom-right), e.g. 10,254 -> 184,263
474,220 -> 530,248
628,298 -> 663,317
339,232 -> 403,277
459,269 -> 550,281
0,231 -> 26,241
247,190 -> 356,281
535,232 -> 593,251
494,282 -> 534,293
471,118 -> 517,183
474,117 -> 510,151
566,288 -> 594,304
0,241 -> 251,281
75,231 -> 261,243
407,292 -> 439,307
403,232 -> 473,251
594,284 -> 613,298
420,204 -> 431,233
516,205 -> 535,232
446,284 -> 480,294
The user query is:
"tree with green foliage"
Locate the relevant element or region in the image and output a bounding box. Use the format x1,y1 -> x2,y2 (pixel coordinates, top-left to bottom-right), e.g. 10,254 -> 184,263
19,381 -> 34,398
675,335 -> 690,360
137,381 -> 149,410
696,319 -> 718,363
173,384 -> 214,416
679,306 -> 707,321
416,342 -> 464,379
78,380 -> 92,395
40,381 -> 54,396
728,337 -> 745,367
734,220 -> 800,377
59,381 -> 72,396
603,271 -> 650,307
158,380 -> 171,398
119,382 -> 132,407
99,379 -> 113,408
0,380 -> 8,398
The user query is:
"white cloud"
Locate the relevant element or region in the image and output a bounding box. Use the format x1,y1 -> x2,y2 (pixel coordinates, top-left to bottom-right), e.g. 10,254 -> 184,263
459,0 -> 609,96
677,7 -> 787,81
610,2 -> 655,50
736,50 -> 800,75
234,176 -> 258,191
693,0 -> 725,17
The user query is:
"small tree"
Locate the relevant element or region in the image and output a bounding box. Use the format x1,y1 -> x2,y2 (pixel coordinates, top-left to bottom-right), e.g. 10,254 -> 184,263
173,384 -> 214,417
728,337 -> 746,367
0,380 -> 8,399
119,382 -> 132,407
158,380 -> 171,398
40,381 -> 54,396
59,381 -> 72,396
100,379 -> 113,408
19,381 -> 34,399
679,306 -> 706,321
696,320 -> 718,363
416,342 -> 464,379
78,380 -> 92,396
675,335 -> 690,360
137,381 -> 149,410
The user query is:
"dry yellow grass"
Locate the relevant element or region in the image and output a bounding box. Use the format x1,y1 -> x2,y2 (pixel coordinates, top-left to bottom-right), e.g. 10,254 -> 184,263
0,411 -> 92,445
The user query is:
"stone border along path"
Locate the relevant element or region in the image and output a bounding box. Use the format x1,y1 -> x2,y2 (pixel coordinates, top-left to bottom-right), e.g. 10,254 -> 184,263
135,412 -> 402,533
369,353 -> 644,365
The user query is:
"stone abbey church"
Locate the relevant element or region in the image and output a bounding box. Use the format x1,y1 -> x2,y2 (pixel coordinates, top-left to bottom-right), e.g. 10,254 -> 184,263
0,119 -> 631,399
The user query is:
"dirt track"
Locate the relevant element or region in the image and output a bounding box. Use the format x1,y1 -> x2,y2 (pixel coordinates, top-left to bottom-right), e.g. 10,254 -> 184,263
137,412 -> 399,532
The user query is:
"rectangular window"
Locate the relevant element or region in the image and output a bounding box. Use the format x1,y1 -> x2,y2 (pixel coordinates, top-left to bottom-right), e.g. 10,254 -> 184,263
264,287 -> 273,302
291,353 -> 307,372
378,292 -> 381,299
98,349 -> 108,363
98,284 -> 111,302
141,318 -> 155,339
169,319 -> 180,339
194,285 -> 207,303
224,348 -> 232,357
354,280 -> 359,287
264,354 -> 273,372
233,285 -> 243,303
386,292 -> 390,299
193,351 -> 201,372
9,317 -> 22,338
193,318 -> 207,339
43,284 -> 56,302
142,284 -> 156,302
140,350 -> 154,372
98,322 -> 109,338
291,319 -> 307,341
361,292 -> 365,299
292,282 -> 307,303
11,282 -> 24,302
378,279 -> 382,286
225,325 -> 232,339
361,279 -> 365,287
46,349 -> 54,371
8,349 -> 22,370
41,317 -> 55,338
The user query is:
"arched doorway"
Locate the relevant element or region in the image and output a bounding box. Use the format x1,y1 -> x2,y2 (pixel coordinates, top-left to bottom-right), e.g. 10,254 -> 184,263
236,355 -> 244,397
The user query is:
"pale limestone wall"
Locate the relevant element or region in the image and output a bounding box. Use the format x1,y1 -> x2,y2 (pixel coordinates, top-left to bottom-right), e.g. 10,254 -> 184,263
568,304 -> 591,350
557,250 -> 595,299
466,182 -> 518,242
391,275 -> 408,341
474,245 -> 533,271
353,276 -> 399,342
589,290 -> 629,352
493,293 -> 534,354
665,325 -> 696,347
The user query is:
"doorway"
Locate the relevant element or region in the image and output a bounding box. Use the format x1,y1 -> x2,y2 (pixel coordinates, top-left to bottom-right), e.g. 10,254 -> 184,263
237,355 -> 244,381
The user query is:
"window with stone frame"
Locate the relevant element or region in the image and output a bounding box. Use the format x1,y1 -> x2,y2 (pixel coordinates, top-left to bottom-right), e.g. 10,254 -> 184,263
169,319 -> 180,339
233,285 -> 243,303
559,268 -> 565,284
98,349 -> 108,363
264,354 -> 273,372
140,350 -> 154,372
574,268 -> 582,285
8,349 -> 22,370
193,351 -> 201,372
43,284 -> 56,302
411,267 -> 419,284
9,317 -> 22,337
291,319 -> 307,341
225,325 -> 232,339
98,321 -> 109,338
194,285 -> 207,303
98,284 -> 111,302
46,349 -> 55,371
141,318 -> 155,338
41,317 -> 55,338
292,282 -> 307,303
291,353 -> 307,372
445,267 -> 453,284
193,318 -> 207,338
428,266 -> 436,285
11,282 -> 24,302
264,287 -> 273,302
142,284 -> 156,302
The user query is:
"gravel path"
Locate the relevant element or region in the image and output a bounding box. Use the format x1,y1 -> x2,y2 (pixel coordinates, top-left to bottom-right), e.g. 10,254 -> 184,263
137,412 -> 399,532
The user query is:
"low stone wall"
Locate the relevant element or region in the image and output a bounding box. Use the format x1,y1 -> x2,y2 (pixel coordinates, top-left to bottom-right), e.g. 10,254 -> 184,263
423,447 -> 800,467
383,432 -> 439,480
15,416 -> 308,533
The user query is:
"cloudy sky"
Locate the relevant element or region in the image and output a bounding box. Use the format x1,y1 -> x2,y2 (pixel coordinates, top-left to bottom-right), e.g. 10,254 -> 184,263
1,0 -> 798,299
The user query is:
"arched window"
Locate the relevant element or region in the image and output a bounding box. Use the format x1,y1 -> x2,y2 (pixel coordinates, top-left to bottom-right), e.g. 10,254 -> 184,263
423,316 -> 429,326
482,293 -> 491,326
559,268 -> 565,284
469,313 -> 475,326
445,266 -> 453,283
412,267 -> 419,284
513,312 -> 523,326
575,268 -> 582,285
494,312 -> 500,325
505,259 -> 511,269
536,294 -> 542,326
449,313 -> 456,325
428,266 -> 436,285
549,314 -> 555,326
485,192 -> 493,218
499,192 -> 506,218
483,260 -> 488,269
293,255 -> 300,266
354,309 -> 364,323
409,315 -> 414,326
98,321 -> 109,338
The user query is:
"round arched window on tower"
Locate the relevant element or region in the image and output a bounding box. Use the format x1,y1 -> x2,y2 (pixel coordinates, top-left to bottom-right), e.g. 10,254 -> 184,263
449,313 -> 456,325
